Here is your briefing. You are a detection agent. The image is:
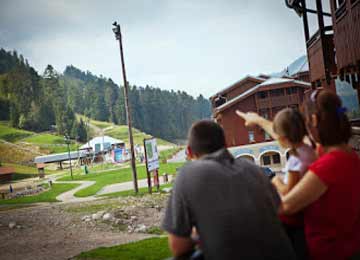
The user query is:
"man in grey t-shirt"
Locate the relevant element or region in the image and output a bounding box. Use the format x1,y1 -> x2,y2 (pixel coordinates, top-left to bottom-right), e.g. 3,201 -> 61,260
162,120 -> 295,260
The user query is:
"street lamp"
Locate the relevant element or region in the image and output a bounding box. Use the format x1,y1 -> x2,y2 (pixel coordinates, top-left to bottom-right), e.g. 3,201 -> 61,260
112,21 -> 138,193
64,135 -> 73,180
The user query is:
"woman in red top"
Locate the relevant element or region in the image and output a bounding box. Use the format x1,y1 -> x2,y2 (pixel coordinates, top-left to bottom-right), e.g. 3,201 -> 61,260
282,90 -> 360,260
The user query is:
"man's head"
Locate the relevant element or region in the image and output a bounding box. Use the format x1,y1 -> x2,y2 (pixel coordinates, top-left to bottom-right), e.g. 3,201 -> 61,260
187,120 -> 226,159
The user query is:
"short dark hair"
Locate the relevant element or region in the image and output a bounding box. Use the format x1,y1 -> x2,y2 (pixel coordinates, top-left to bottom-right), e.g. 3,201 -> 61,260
302,90 -> 351,146
188,120 -> 226,155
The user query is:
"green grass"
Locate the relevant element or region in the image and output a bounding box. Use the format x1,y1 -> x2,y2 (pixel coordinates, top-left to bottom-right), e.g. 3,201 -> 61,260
77,114 -> 113,129
74,237 -> 171,260
0,122 -> 33,142
71,162 -> 130,175
0,183 -> 79,205
99,183 -> 173,198
22,133 -> 79,153
105,125 -> 173,146
22,133 -> 65,144
58,163 -> 183,197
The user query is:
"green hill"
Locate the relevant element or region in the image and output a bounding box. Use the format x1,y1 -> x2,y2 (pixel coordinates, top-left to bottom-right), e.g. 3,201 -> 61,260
77,115 -> 175,147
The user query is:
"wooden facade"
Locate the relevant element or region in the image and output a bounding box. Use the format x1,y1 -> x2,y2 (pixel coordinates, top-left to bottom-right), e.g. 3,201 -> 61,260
286,0 -> 360,102
211,78 -> 310,147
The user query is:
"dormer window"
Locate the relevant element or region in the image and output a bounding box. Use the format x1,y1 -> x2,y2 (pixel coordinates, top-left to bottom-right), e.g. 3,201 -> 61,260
214,95 -> 227,107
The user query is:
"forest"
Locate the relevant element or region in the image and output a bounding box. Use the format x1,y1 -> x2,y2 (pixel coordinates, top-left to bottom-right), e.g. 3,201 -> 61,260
0,48 -> 211,142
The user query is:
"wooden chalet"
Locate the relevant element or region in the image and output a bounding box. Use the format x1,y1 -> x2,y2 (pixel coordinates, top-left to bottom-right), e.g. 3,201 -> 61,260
211,76 -> 310,147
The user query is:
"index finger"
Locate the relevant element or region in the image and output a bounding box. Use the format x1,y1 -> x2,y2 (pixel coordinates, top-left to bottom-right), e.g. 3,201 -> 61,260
235,110 -> 246,118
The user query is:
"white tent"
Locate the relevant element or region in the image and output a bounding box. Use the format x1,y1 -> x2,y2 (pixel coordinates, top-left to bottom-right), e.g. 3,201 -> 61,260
80,136 -> 124,153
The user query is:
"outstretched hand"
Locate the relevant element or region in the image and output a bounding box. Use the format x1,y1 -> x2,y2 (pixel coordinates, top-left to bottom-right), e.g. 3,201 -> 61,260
236,110 -> 261,127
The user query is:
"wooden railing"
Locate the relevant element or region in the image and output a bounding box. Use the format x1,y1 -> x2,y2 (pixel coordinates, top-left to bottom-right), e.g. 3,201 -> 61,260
256,94 -> 299,109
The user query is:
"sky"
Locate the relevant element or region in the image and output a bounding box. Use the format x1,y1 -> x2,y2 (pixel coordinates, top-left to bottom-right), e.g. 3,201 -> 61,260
0,0 -> 327,98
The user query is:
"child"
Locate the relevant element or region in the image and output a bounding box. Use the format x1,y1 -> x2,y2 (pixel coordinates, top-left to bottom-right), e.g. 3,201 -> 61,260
236,108 -> 317,259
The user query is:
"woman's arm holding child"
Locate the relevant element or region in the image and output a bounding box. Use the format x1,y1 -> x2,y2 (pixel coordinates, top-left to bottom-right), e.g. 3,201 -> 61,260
272,171 -> 301,196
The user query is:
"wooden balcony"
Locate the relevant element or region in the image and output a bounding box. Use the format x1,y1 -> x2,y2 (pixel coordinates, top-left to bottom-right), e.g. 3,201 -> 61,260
256,94 -> 300,109
306,27 -> 336,83
333,0 -> 360,71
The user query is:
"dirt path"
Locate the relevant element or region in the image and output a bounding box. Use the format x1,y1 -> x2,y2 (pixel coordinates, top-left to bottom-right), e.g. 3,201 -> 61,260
0,203 -> 149,260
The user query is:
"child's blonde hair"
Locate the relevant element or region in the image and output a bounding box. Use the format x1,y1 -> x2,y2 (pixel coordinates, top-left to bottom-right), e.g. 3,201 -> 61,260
273,108 -> 307,145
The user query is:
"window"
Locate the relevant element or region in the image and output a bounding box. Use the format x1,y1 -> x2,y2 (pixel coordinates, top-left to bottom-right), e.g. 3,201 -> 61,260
264,131 -> 271,140
262,155 -> 271,165
248,131 -> 255,143
258,91 -> 268,99
272,154 -> 281,164
286,87 -> 297,95
270,89 -> 284,97
259,108 -> 269,119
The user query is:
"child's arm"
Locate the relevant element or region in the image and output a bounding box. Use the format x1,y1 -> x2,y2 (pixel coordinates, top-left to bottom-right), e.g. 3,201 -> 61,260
272,171 -> 301,196
235,110 -> 279,139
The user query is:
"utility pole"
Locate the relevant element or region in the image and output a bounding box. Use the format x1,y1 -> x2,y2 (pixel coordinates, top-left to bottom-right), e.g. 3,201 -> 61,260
112,22 -> 138,193
64,135 -> 73,180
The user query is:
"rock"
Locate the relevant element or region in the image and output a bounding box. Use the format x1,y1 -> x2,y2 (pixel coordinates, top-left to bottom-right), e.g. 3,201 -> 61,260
9,222 -> 16,229
114,219 -> 122,225
130,215 -> 137,221
102,213 -> 113,221
82,215 -> 91,221
16,225 -> 22,229
84,218 -> 92,223
162,187 -> 172,193
134,224 -> 147,233
92,211 -> 104,221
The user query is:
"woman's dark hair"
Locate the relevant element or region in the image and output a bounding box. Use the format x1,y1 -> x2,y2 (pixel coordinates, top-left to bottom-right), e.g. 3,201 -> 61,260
273,108 -> 307,144
188,120 -> 226,155
302,89 -> 352,146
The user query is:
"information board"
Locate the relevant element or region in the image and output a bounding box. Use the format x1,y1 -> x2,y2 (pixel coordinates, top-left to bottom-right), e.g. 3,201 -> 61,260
144,138 -> 159,172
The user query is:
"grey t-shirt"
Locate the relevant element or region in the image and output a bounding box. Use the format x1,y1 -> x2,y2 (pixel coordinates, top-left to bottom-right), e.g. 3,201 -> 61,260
162,149 -> 295,260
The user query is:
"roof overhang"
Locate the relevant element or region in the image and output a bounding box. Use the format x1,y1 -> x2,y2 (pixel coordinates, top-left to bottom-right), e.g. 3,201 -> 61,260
209,76 -> 265,100
214,79 -> 311,113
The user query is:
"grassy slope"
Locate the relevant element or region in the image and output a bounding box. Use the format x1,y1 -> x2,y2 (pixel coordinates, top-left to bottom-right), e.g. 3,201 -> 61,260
75,237 -> 171,260
77,114 -> 174,146
0,142 -> 39,164
0,122 -> 33,142
0,183 -> 79,205
105,125 -> 173,146
22,133 -> 78,153
2,162 -> 57,181
58,162 -> 183,197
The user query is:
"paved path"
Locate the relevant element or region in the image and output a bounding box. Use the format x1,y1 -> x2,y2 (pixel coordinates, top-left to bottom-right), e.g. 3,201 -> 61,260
55,180 -> 97,203
97,175 -> 174,195
168,149 -> 186,163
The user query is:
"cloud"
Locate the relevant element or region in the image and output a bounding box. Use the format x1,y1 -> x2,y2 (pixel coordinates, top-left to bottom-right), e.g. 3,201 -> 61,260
0,0 -> 308,97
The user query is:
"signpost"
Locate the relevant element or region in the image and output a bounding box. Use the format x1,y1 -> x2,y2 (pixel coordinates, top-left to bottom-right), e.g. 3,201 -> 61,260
144,138 -> 160,193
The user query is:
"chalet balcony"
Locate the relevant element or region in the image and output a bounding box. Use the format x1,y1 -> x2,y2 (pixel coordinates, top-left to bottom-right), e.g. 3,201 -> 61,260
306,27 -> 336,83
333,0 -> 360,71
257,94 -> 299,109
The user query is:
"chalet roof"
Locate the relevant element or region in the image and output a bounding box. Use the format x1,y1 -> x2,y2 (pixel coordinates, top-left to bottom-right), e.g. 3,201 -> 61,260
80,136 -> 124,150
257,77 -> 310,87
214,78 -> 310,113
210,75 -> 265,99
271,55 -> 309,77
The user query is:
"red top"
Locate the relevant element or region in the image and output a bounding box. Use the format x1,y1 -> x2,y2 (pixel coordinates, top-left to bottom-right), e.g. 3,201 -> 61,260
306,150 -> 360,260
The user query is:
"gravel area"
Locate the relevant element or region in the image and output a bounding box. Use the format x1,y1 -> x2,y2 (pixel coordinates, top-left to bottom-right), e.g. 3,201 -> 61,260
0,200 -> 154,260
